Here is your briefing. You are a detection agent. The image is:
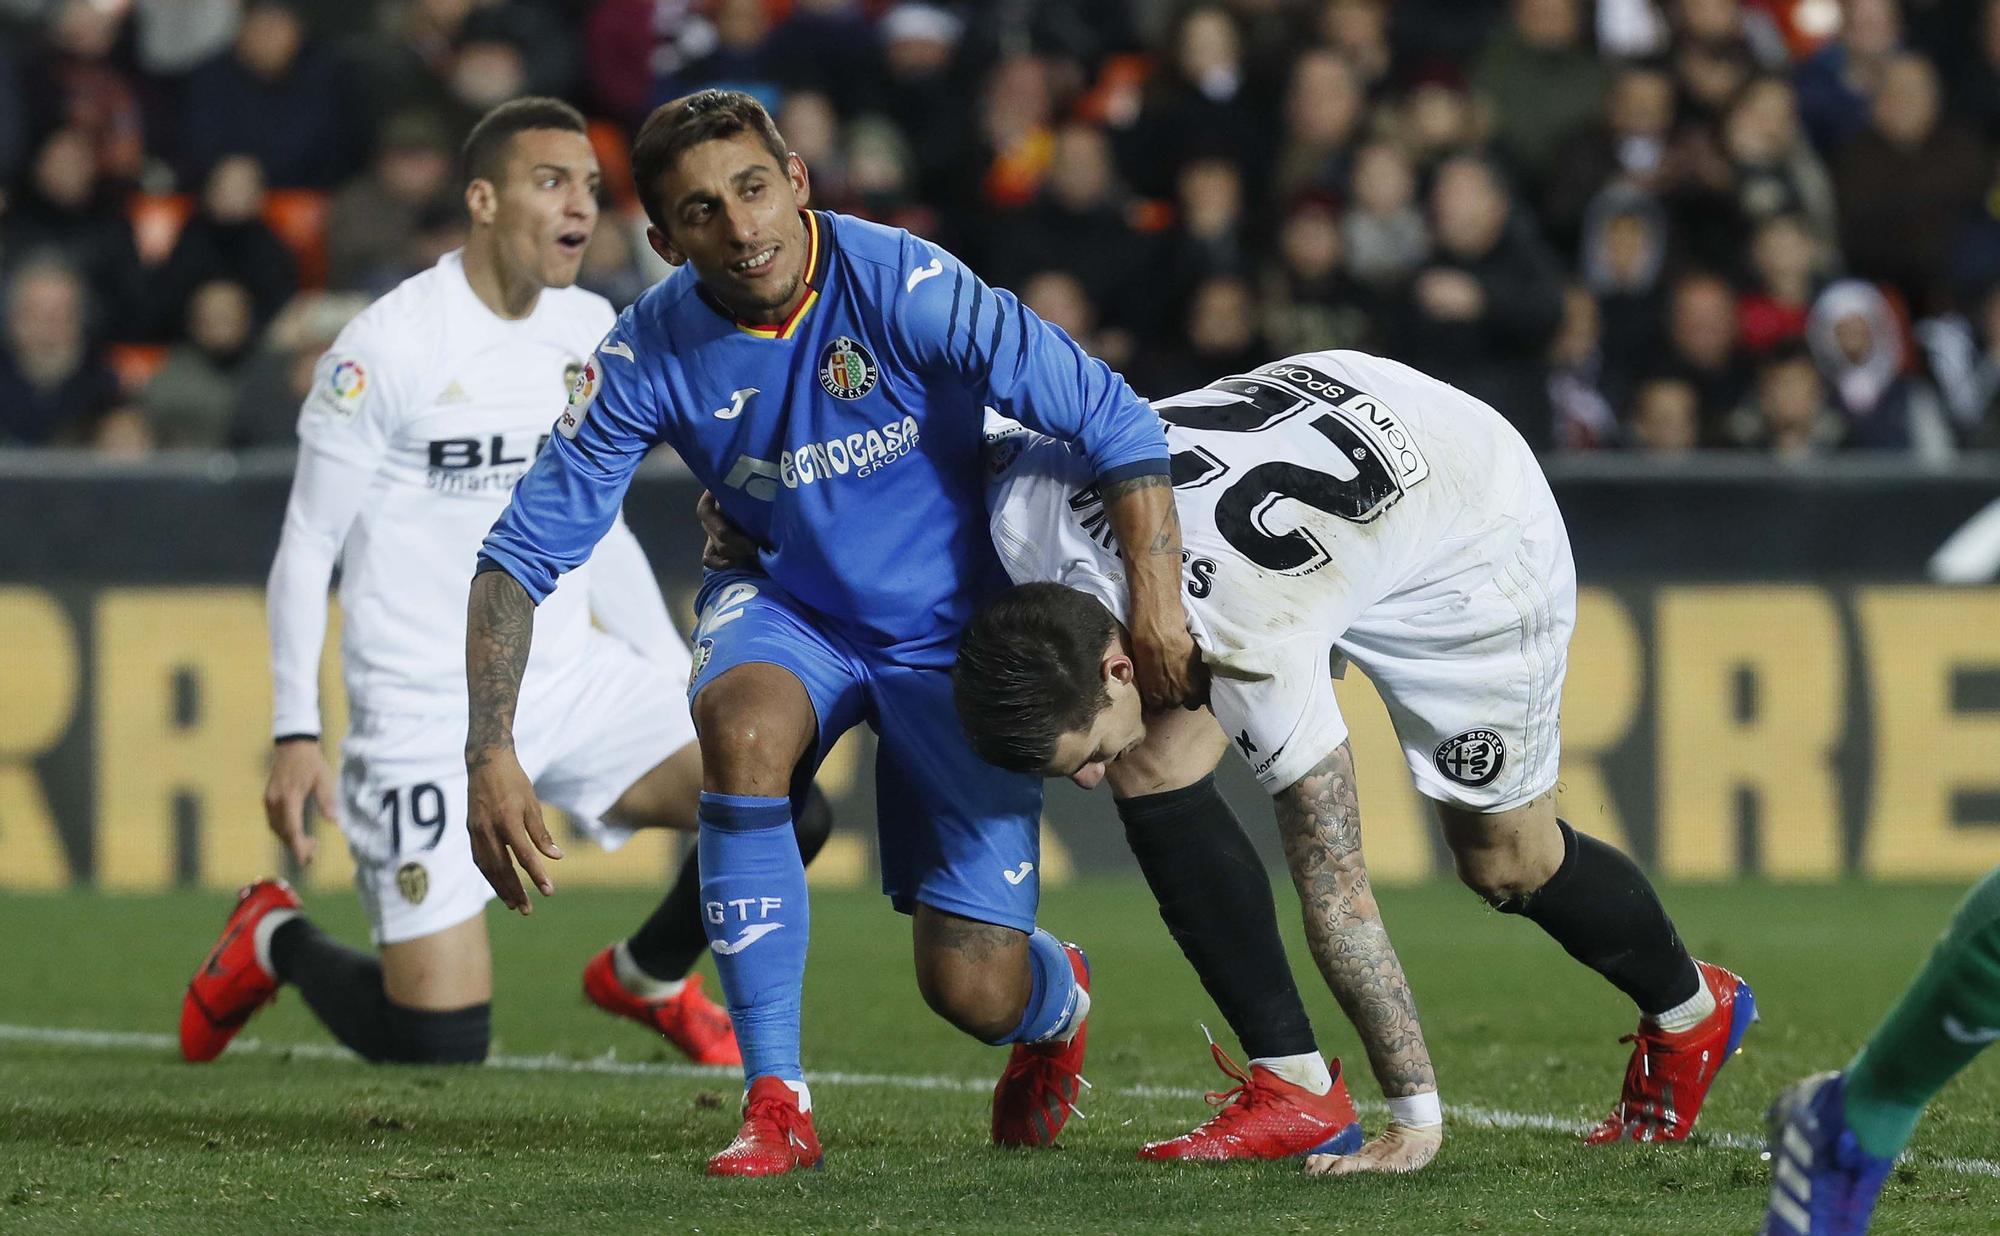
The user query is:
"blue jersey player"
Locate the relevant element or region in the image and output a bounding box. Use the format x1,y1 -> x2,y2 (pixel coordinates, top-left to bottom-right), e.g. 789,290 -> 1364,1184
462,91 -> 1199,1176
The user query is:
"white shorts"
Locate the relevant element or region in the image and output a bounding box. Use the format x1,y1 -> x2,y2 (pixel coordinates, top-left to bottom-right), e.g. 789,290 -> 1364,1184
336,634 -> 697,944
1334,493 -> 1576,815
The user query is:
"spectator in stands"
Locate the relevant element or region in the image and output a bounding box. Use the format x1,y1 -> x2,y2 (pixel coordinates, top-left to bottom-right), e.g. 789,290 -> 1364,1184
845,114 -> 938,239
144,279 -> 257,449
989,121 -> 1150,333
875,3 -> 973,212
582,0 -> 663,130
28,0 -> 145,183
1806,278 -> 1923,451
1019,268 -> 1127,370
1132,272 -> 1267,397
1626,374 -> 1701,454
1398,80 -> 1483,173
657,0 -> 783,113
180,0 -> 365,189
151,155 -> 297,340
1951,0 -> 2000,143
228,290 -> 367,447
777,91 -> 849,211
1271,50 -> 1368,206
1159,156 -> 1254,313
1738,213 -> 1826,356
1543,63 -> 1676,254
1392,155 -> 1566,451
1835,52 -> 1990,317
90,403 -> 155,457
1317,0 -> 1393,94
1124,5 -> 1268,201
0,258 -> 117,445
1743,341 -> 1840,458
1549,283 -> 1620,450
1473,0 -> 1610,193
2,126 -> 144,339
765,0 -> 881,117
976,53 -> 1059,213
1263,193 -> 1379,357
1663,270 -> 1751,442
1342,139 -> 1428,291
1580,186 -> 1669,410
439,20 -> 533,143
1672,0 -> 1791,68
1723,76 -> 1839,254
1795,0 -> 1903,154
324,111 -> 454,293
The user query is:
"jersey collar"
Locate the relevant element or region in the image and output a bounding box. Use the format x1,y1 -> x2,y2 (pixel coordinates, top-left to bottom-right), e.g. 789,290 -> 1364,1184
699,210 -> 829,341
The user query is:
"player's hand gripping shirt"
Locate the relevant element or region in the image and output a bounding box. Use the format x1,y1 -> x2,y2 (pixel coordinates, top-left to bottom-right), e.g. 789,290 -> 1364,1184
268,250 -> 624,733
480,211 -> 1168,667
986,350 -> 1560,795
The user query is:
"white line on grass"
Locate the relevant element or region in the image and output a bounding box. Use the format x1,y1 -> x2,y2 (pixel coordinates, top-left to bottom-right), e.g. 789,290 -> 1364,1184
3,1022 -> 1996,1181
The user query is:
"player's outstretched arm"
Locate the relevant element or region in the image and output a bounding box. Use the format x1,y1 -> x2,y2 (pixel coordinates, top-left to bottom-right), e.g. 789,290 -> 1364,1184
464,567 -> 563,914
1276,741 -> 1444,1176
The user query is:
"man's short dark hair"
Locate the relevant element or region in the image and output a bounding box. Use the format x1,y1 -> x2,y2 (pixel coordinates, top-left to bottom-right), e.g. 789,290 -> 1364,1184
631,90 -> 790,231
953,583 -> 1117,773
461,97 -> 588,188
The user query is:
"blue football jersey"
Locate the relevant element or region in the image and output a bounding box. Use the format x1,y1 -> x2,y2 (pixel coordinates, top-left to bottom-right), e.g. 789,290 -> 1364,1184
481,210 -> 1168,665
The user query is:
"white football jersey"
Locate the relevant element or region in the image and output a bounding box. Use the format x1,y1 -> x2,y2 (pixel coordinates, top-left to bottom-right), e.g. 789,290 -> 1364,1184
987,349 -> 1559,795
296,251 -> 615,717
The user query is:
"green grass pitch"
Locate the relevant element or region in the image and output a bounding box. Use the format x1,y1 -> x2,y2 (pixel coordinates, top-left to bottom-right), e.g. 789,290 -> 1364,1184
3,879 -> 1994,1234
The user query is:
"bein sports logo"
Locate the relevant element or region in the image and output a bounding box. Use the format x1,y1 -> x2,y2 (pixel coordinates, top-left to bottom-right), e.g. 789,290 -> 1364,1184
707,895 -> 785,955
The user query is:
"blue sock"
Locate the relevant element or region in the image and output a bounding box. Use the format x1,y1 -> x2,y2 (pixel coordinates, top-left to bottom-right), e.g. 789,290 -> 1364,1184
697,792 -> 809,1082
985,928 -> 1085,1046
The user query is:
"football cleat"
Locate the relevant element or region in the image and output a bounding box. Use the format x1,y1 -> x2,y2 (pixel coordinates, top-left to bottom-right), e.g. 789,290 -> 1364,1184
583,946 -> 742,1065
1759,1072 -> 1895,1236
179,877 -> 301,1062
1138,1040 -> 1364,1162
1585,960 -> 1759,1144
706,1076 -> 823,1176
992,941 -> 1091,1148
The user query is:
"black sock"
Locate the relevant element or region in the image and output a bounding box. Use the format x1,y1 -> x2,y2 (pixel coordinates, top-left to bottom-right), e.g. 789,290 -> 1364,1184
1494,820 -> 1701,1017
270,917 -> 400,1061
1118,774 -> 1318,1060
270,917 -> 490,1063
623,783 -> 835,982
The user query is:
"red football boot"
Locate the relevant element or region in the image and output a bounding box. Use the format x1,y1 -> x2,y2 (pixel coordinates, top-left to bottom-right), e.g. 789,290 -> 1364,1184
992,942 -> 1091,1148
1585,960 -> 1759,1144
706,1076 -> 823,1176
180,878 -> 301,1062
1139,1042 -> 1364,1162
583,946 -> 742,1065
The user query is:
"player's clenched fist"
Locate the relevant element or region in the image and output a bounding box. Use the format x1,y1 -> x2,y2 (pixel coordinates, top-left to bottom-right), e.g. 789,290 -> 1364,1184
263,736 -> 334,867
465,746 -> 562,914
696,489 -> 759,571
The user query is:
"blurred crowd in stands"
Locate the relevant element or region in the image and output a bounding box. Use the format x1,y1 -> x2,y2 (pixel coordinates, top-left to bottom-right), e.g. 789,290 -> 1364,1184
3,0 -> 2000,458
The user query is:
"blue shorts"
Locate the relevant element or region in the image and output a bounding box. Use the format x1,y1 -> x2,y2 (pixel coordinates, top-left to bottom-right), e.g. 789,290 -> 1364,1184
687,570 -> 1045,933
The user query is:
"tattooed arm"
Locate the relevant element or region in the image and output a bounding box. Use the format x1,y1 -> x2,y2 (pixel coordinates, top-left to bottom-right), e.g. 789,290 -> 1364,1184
1277,741 -> 1444,1175
463,568 -> 562,915
1101,473 -> 1204,710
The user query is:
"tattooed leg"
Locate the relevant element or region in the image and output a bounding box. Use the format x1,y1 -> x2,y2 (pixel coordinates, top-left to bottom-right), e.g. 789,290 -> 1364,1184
912,907 -> 1035,1042
1275,741 -> 1437,1100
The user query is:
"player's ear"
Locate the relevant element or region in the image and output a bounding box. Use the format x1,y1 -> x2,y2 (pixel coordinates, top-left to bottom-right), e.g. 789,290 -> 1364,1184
465,178 -> 497,227
1103,652 -> 1135,688
647,224 -> 685,268
787,152 -> 811,207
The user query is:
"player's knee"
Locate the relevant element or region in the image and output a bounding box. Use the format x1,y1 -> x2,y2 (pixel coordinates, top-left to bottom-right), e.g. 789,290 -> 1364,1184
914,949 -> 1029,1042
382,1001 -> 490,1064
693,681 -> 813,794
1449,839 -> 1544,906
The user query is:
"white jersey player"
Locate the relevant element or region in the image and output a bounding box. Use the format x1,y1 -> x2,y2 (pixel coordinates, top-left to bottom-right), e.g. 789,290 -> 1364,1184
958,350 -> 1758,1170
181,99 -> 827,1072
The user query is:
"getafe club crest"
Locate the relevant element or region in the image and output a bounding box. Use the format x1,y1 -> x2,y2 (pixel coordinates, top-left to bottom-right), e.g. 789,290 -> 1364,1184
818,336 -> 879,400
1434,729 -> 1506,788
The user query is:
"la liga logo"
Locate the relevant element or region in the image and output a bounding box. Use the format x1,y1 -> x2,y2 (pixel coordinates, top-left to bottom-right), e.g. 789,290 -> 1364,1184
328,359 -> 367,401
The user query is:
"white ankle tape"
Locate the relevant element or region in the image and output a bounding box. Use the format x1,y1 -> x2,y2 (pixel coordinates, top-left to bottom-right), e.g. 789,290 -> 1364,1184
1387,1091 -> 1444,1128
